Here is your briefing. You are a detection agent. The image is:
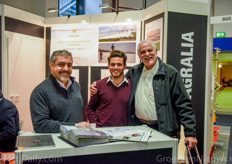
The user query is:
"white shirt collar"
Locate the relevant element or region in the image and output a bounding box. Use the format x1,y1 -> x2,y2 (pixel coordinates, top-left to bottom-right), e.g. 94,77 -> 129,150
56,78 -> 72,90
143,60 -> 159,76
107,76 -> 128,87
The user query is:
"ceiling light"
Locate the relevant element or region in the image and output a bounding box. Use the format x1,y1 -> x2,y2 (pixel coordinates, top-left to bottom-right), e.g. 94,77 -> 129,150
99,3 -> 118,14
47,7 -> 71,18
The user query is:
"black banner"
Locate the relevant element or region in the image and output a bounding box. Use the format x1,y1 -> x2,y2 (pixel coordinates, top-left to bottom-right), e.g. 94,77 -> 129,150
167,12 -> 207,162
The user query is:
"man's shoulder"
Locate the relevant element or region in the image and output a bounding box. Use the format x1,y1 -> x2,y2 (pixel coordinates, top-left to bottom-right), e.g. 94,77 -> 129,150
0,97 -> 17,113
131,63 -> 143,70
31,78 -> 53,95
162,62 -> 179,75
96,77 -> 108,85
126,77 -> 131,84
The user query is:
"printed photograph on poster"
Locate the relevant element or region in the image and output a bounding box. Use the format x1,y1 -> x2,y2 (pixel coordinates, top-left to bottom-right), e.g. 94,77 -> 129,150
144,14 -> 164,60
98,42 -> 136,63
99,24 -> 136,42
72,69 -> 79,83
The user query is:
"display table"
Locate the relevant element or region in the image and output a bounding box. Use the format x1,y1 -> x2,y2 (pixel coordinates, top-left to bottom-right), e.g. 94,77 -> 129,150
15,125 -> 178,164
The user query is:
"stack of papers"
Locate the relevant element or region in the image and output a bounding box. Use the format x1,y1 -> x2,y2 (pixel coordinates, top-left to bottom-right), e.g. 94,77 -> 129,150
100,128 -> 151,142
60,125 -> 109,147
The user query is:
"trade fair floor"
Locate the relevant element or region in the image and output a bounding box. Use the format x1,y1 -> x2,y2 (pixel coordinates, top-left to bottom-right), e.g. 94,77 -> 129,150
212,87 -> 232,164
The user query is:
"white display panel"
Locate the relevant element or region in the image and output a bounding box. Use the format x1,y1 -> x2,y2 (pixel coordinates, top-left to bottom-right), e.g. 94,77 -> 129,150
145,16 -> 163,60
7,32 -> 45,131
72,69 -> 80,83
50,22 -> 141,67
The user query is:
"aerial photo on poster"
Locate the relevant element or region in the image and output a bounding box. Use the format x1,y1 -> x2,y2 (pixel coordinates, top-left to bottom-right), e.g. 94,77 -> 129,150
98,24 -> 137,64
145,17 -> 163,60
99,24 -> 137,42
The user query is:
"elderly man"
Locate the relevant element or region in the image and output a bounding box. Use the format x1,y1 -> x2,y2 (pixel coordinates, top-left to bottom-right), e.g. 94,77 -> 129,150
126,39 -> 197,148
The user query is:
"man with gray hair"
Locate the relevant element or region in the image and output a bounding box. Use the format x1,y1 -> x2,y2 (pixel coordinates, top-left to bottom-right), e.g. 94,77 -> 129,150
126,39 -> 197,149
30,50 -> 90,133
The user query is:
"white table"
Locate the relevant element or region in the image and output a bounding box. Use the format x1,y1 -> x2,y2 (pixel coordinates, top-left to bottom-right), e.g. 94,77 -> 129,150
15,125 -> 178,164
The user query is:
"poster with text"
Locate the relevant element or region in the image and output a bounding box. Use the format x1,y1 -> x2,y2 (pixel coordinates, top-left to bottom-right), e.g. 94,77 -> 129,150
51,24 -> 98,66
51,22 -> 140,67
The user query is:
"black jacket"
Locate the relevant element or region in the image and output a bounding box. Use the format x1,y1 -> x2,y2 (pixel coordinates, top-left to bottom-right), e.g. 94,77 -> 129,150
126,57 -> 196,139
0,97 -> 20,152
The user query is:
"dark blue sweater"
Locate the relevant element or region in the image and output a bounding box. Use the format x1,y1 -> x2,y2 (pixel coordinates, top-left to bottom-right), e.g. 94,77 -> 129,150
0,97 -> 20,152
30,74 -> 83,133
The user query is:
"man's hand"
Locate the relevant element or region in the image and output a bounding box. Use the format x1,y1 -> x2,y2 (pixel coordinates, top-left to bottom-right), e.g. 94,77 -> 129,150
185,137 -> 198,149
75,121 -> 91,127
90,81 -> 97,96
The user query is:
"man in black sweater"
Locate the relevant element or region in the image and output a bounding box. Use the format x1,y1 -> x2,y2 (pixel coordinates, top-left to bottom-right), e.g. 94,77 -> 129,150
0,88 -> 20,152
30,50 -> 90,133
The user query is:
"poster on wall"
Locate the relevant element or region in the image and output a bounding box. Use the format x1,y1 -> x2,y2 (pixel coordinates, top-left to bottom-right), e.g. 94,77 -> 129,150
98,24 -> 138,65
50,23 -> 140,67
72,69 -> 79,82
51,24 -> 99,66
144,14 -> 164,60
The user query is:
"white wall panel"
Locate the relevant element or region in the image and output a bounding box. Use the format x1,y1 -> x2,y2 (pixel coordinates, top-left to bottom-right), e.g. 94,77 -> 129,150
7,32 -> 45,131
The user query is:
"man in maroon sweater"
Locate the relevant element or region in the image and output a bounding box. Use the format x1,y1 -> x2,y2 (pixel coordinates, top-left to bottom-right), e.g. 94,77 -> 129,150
86,50 -> 131,127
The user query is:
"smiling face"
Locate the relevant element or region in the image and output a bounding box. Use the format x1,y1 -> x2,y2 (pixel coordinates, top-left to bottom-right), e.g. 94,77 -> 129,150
108,57 -> 126,79
49,55 -> 72,85
138,41 -> 157,70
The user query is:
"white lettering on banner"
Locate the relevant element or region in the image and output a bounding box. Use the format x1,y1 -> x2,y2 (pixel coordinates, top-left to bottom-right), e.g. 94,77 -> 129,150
180,32 -> 194,99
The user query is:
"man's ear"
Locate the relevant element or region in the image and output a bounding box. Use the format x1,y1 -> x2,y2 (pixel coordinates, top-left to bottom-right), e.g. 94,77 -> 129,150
124,64 -> 127,70
49,61 -> 53,68
155,48 -> 158,54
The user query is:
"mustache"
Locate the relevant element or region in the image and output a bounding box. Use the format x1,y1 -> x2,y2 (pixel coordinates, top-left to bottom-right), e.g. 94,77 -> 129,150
59,71 -> 71,75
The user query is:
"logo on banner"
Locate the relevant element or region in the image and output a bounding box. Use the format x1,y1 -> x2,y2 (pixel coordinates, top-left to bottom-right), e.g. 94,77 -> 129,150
72,29 -> 77,33
180,32 -> 194,99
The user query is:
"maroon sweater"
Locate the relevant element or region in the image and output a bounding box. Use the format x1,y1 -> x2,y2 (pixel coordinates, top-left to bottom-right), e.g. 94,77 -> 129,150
86,77 -> 131,127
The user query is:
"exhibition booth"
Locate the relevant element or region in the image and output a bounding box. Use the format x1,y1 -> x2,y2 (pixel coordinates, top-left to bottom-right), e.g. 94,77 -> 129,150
0,0 -> 212,163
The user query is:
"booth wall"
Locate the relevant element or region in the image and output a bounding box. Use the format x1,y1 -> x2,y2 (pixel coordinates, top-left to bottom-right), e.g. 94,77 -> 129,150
0,0 -> 46,17
1,5 -> 45,131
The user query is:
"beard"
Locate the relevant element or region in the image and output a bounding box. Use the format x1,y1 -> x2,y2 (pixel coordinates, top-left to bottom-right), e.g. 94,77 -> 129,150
59,76 -> 69,82
59,71 -> 71,82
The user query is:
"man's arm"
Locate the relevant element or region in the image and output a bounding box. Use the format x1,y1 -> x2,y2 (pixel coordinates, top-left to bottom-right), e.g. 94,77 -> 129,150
90,81 -> 97,96
170,70 -> 197,149
86,88 -> 100,124
0,107 -> 18,142
30,90 -> 62,133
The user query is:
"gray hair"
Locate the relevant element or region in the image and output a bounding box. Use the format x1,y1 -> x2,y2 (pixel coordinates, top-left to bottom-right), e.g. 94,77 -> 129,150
50,50 -> 73,64
137,39 -> 157,53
